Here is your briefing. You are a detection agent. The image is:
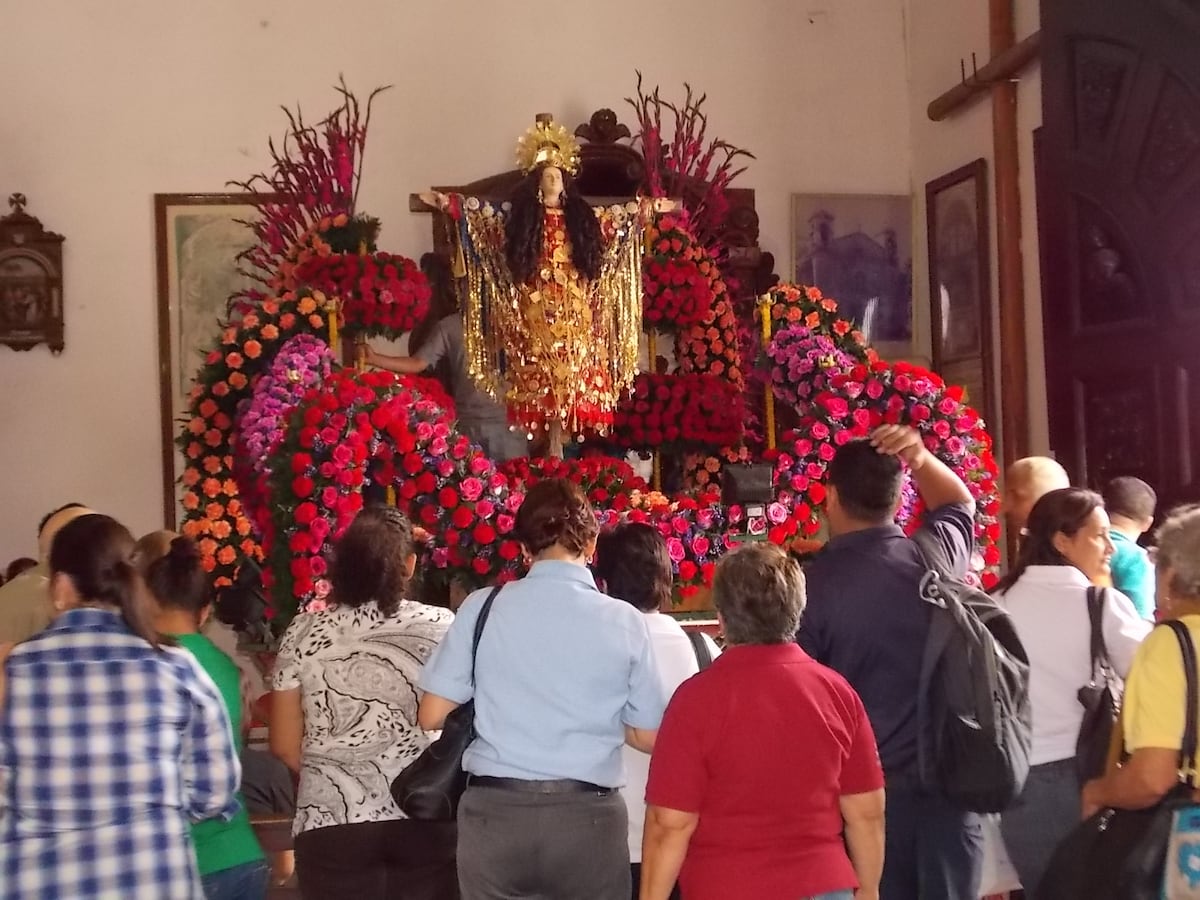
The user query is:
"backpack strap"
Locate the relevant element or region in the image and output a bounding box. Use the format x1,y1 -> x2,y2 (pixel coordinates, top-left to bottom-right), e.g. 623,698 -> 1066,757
686,630 -> 714,672
1164,620 -> 1200,787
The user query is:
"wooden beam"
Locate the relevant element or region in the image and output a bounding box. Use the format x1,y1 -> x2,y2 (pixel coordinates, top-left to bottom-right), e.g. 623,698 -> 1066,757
990,0 -> 1030,467
927,30 -> 1041,121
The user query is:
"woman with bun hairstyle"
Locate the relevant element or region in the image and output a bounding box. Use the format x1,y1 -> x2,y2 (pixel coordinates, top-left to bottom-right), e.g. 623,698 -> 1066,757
139,531 -> 269,900
0,514 -> 241,899
419,478 -> 668,900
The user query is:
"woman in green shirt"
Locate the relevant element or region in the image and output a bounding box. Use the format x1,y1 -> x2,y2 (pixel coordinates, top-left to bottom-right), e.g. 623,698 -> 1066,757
139,532 -> 269,900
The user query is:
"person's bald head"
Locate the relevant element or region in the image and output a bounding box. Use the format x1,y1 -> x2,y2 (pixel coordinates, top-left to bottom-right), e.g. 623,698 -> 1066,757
36,503 -> 95,560
1004,457 -> 1070,532
133,530 -> 178,571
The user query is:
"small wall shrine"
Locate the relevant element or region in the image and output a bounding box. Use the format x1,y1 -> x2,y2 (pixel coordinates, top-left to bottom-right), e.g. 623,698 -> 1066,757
0,193 -> 65,353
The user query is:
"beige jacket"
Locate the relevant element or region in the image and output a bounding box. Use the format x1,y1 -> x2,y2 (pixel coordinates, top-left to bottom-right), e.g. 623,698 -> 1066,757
0,561 -> 52,643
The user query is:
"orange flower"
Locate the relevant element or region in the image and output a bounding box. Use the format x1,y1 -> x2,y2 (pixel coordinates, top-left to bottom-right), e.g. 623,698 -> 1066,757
182,492 -> 200,511
202,477 -> 221,498
199,538 -> 218,557
182,519 -> 203,538
222,455 -> 234,468
222,328 -> 238,345
211,520 -> 232,540
182,469 -> 201,487
333,213 -> 349,228
244,340 -> 263,359
261,324 -> 279,340
262,300 -> 280,316
805,286 -> 823,301
308,314 -> 324,329
820,298 -> 838,312
229,372 -> 248,390
279,313 -> 296,330
203,455 -> 223,474
786,308 -> 801,323
833,320 -> 851,336
205,505 -> 225,523
805,312 -> 821,328
200,399 -> 219,419
217,546 -> 237,566
240,539 -> 258,557
214,576 -> 232,588
186,442 -> 202,459
204,429 -> 222,448
222,479 -> 239,496
298,296 -> 317,315
212,381 -> 230,398
236,519 -> 252,537
213,413 -> 232,430
201,556 -> 216,573
225,352 -> 244,370
242,314 -> 259,330
227,499 -> 243,517
187,417 -> 206,435
704,457 -> 721,473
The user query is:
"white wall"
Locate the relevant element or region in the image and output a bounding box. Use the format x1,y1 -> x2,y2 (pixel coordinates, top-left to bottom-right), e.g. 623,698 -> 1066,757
0,0 -> 911,558
904,0 -> 1048,459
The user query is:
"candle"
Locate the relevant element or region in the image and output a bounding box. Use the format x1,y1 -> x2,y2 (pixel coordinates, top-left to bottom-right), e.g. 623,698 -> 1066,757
759,293 -> 776,450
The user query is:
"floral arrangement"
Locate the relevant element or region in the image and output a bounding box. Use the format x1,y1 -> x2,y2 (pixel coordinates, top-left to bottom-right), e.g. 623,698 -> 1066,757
498,455 -> 647,508
766,324 -> 857,409
234,334 -> 336,536
682,445 -> 753,491
609,373 -> 744,450
294,251 -> 430,337
673,285 -> 745,390
178,291 -> 328,585
641,215 -> 716,330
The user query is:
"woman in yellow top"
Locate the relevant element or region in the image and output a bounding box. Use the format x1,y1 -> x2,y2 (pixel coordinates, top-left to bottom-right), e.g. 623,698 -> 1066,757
1082,504 -> 1200,818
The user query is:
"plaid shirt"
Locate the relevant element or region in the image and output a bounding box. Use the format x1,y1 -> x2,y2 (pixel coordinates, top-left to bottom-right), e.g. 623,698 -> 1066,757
0,608 -> 241,899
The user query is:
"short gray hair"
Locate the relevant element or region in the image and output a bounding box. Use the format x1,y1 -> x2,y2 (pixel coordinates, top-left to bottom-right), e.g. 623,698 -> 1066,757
1156,505 -> 1200,601
713,543 -> 806,644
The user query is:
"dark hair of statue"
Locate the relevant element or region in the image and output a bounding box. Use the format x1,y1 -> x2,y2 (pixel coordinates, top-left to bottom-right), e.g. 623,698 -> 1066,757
505,166 -> 602,285
330,506 -> 416,616
515,478 -> 599,557
143,536 -> 210,616
992,487 -> 1105,594
593,522 -> 672,612
828,439 -> 903,523
49,514 -> 167,648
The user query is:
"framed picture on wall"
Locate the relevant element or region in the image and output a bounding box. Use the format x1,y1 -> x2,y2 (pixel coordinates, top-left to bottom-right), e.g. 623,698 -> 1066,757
791,193 -> 914,358
154,192 -> 269,529
925,159 -> 994,425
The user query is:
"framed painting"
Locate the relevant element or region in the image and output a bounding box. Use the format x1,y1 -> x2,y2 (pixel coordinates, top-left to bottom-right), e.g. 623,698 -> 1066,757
925,159 -> 994,425
791,193 -> 914,358
155,192 -> 268,529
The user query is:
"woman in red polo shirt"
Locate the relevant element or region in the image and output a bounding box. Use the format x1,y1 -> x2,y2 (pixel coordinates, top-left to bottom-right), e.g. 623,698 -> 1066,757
641,543 -> 885,900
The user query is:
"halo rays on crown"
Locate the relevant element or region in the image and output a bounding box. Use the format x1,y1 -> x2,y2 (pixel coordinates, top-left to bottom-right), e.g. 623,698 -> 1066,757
515,117 -> 582,175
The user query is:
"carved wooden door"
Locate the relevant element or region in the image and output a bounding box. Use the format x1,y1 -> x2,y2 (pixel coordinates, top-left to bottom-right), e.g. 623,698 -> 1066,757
1038,0 -> 1200,510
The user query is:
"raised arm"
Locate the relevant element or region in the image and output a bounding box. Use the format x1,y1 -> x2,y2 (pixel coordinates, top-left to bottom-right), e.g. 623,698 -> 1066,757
871,424 -> 975,514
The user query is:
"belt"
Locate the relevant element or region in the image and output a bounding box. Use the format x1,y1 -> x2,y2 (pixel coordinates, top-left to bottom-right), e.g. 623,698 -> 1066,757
467,775 -> 615,795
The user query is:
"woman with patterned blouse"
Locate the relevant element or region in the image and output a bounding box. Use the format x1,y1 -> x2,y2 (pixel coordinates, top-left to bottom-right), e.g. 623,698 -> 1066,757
0,514 -> 241,899
269,506 -> 456,900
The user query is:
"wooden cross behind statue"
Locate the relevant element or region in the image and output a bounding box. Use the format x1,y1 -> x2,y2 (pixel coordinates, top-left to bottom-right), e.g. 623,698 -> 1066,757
925,0 -> 1040,473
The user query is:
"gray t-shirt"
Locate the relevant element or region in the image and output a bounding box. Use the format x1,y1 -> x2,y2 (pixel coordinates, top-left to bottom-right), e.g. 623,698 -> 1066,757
415,315 -> 507,427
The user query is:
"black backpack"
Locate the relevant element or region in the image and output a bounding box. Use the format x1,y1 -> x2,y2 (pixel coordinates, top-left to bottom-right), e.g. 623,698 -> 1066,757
912,530 -> 1033,813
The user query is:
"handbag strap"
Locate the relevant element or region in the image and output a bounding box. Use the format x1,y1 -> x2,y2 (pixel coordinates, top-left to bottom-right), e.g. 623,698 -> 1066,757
686,630 -> 714,672
1164,620 -> 1200,787
469,585 -> 503,686
1086,586 -> 1114,680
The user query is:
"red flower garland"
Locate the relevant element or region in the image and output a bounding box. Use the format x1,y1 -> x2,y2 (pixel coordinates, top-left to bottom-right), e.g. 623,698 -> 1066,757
609,373 -> 744,449
642,216 -> 716,331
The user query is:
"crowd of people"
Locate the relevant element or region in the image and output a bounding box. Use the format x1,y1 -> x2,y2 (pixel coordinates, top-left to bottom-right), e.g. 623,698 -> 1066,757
0,424 -> 1194,900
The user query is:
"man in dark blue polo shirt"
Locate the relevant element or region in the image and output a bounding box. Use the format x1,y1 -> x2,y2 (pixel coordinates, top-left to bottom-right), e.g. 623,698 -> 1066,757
799,424 -> 981,900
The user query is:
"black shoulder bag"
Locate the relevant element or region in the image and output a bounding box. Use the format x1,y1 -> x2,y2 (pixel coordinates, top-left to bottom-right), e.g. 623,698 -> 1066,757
390,584 -> 501,821
1076,586 -> 1122,782
1039,620 -> 1200,900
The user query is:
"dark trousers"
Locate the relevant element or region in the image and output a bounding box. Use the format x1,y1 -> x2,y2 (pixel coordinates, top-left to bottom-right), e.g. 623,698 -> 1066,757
1000,758 -> 1080,899
880,787 -> 983,900
457,784 -> 629,900
629,863 -> 680,900
294,819 -> 458,900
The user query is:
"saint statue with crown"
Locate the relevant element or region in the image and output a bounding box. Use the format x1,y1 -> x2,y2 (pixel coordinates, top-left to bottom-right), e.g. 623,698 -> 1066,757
421,115 -> 673,458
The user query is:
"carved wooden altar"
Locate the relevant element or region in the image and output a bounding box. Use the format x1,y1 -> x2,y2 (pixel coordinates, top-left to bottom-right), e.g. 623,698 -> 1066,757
0,194 -> 65,353
408,107 -> 777,344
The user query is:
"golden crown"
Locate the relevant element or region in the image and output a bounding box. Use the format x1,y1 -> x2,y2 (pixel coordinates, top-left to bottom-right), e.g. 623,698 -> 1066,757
515,114 -> 581,175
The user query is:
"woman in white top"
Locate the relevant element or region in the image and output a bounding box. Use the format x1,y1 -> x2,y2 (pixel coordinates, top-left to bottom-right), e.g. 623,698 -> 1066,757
994,487 -> 1150,898
270,507 -> 456,900
592,522 -> 720,900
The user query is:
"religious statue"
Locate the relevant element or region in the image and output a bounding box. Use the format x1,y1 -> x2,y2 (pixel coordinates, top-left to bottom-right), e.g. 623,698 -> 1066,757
421,115 -> 673,457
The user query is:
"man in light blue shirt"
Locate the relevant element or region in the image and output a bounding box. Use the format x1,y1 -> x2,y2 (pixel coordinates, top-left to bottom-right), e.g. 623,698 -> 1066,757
418,479 -> 667,900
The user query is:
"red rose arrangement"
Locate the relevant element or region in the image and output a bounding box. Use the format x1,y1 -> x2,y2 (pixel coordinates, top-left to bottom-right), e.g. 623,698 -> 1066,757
499,455 -> 647,509
609,373 -> 744,450
641,215 -> 716,331
294,251 -> 431,337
